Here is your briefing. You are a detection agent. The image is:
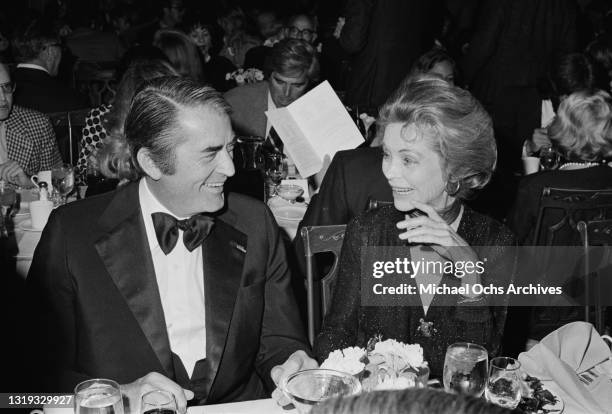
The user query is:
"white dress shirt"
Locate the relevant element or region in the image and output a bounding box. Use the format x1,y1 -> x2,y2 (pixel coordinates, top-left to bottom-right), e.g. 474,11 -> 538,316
16,63 -> 49,74
139,178 -> 206,376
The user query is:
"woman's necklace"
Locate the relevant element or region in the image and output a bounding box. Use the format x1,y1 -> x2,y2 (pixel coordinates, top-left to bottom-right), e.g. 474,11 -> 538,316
559,161 -> 600,170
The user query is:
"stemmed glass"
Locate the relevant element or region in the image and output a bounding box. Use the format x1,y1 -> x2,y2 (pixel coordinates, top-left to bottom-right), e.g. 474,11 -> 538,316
539,146 -> 560,170
485,357 -> 522,409
443,342 -> 488,397
51,163 -> 75,205
141,390 -> 178,414
264,151 -> 287,200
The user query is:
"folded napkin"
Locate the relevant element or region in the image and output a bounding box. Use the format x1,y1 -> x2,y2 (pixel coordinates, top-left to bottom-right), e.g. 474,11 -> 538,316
519,322 -> 612,414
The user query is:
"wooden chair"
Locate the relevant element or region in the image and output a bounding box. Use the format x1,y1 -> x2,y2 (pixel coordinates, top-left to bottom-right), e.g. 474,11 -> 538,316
300,225 -> 347,345
47,108 -> 91,165
578,219 -> 612,333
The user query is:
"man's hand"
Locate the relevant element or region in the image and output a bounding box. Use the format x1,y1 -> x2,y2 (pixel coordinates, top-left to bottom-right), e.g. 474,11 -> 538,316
270,350 -> 318,406
121,372 -> 194,414
0,161 -> 32,188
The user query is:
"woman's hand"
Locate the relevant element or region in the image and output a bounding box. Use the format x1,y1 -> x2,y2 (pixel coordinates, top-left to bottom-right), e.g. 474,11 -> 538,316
396,200 -> 478,265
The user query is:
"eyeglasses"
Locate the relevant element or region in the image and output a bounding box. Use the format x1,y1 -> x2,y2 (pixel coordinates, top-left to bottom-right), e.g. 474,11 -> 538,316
0,82 -> 16,94
288,27 -> 315,38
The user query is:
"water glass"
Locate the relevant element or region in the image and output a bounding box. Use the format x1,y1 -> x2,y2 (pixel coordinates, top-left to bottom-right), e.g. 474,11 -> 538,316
539,146 -> 560,170
264,152 -> 287,199
141,390 -> 177,414
51,163 -> 75,204
74,378 -> 124,414
443,342 -> 488,397
237,136 -> 265,170
485,357 -> 522,409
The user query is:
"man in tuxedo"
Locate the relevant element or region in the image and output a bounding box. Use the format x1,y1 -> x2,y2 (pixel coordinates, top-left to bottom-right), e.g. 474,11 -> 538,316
12,25 -> 88,114
26,77 -> 315,410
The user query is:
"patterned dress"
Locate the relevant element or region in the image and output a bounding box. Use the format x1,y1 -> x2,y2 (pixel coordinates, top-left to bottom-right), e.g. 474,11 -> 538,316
75,104 -> 112,185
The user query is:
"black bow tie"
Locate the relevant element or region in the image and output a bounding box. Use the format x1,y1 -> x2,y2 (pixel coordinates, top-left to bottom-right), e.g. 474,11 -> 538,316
151,212 -> 215,255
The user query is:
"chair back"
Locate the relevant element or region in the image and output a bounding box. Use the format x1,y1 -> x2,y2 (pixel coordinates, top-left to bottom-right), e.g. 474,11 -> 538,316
47,108 -> 91,165
73,61 -> 117,107
578,219 -> 612,333
533,187 -> 612,246
300,225 -> 347,345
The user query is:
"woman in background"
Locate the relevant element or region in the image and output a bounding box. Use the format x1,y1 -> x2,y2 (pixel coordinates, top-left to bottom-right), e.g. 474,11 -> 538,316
153,29 -> 202,80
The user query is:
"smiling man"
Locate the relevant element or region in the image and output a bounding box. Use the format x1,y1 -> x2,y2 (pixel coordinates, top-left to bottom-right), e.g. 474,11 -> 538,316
224,38 -> 319,147
26,77 -> 314,410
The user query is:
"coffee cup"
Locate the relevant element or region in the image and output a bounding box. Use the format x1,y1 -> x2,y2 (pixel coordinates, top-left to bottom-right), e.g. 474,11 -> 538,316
31,170 -> 52,189
522,156 -> 540,175
30,199 -> 54,230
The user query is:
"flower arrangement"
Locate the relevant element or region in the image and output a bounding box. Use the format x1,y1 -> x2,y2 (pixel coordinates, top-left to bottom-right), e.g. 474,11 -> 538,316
320,336 -> 429,392
225,68 -> 264,85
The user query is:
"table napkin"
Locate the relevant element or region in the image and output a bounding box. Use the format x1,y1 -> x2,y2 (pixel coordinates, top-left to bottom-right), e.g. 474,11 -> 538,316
519,321 -> 612,413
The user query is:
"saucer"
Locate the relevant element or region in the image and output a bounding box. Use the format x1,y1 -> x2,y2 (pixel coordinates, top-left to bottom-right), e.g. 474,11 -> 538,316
18,219 -> 43,232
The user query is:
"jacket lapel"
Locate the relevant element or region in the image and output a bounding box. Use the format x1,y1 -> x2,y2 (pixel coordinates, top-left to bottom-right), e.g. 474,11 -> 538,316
202,210 -> 247,400
94,183 -> 175,378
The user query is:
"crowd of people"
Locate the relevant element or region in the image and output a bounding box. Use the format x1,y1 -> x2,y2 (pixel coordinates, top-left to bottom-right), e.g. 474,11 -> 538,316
2,0 -> 612,412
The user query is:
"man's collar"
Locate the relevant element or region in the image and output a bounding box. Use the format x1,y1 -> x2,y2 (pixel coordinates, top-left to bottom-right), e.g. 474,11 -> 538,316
16,63 -> 49,74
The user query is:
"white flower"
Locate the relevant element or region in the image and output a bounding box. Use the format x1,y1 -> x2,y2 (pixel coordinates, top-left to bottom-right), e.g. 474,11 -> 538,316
373,339 -> 424,369
373,374 -> 414,391
235,74 -> 245,84
320,346 -> 366,375
255,71 -> 264,81
225,73 -> 231,80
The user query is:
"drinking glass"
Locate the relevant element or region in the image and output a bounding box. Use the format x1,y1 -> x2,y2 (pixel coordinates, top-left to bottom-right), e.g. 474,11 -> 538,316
485,357 -> 522,409
0,186 -> 18,237
539,146 -> 560,170
264,151 -> 287,199
141,390 -> 177,414
237,136 -> 265,170
74,378 -> 124,414
51,163 -> 75,204
443,342 -> 488,397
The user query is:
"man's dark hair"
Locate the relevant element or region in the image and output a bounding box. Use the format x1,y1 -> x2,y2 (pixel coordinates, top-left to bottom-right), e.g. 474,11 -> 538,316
552,53 -> 594,97
267,38 -> 319,82
125,76 -> 230,176
12,21 -> 59,62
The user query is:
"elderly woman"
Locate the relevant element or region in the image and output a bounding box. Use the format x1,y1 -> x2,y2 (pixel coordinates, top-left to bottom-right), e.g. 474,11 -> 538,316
508,89 -> 612,245
314,78 -> 516,378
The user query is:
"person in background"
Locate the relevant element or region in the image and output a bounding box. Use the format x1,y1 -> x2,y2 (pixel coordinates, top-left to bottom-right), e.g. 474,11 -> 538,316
26,76 -> 315,408
217,6 -> 261,68
0,63 -> 62,187
314,77 -> 516,378
154,29 -> 203,81
408,47 -> 457,85
12,22 -> 88,114
586,36 -> 612,92
75,59 -> 179,188
311,388 -> 518,414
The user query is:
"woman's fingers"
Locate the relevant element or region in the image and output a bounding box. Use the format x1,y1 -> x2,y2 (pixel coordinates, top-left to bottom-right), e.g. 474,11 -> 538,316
410,200 -> 445,222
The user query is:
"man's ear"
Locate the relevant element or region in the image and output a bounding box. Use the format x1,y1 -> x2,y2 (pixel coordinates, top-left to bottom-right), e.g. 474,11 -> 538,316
137,148 -> 163,180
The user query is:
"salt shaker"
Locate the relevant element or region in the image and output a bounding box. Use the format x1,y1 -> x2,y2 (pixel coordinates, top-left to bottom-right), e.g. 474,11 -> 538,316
38,181 -> 50,201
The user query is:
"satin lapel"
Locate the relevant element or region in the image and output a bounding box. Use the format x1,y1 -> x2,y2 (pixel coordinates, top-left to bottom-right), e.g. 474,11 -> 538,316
94,183 -> 174,377
202,213 -> 246,399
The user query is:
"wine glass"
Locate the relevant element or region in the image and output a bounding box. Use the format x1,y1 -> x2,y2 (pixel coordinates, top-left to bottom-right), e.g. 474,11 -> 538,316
51,163 -> 75,205
443,342 -> 488,397
74,378 -> 124,414
485,357 -> 522,409
264,152 -> 287,200
539,146 -> 560,170
141,390 -> 177,414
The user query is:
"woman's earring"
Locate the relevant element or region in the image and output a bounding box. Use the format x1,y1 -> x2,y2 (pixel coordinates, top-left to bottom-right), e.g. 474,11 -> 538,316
446,180 -> 461,196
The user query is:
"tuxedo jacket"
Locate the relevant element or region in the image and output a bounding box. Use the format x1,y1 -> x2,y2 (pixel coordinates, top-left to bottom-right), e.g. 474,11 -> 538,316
26,182 -> 309,404
5,105 -> 63,176
13,67 -> 88,114
224,81 -> 268,138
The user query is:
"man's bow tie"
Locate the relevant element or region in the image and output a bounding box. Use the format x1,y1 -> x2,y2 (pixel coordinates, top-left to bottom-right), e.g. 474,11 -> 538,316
151,212 -> 215,255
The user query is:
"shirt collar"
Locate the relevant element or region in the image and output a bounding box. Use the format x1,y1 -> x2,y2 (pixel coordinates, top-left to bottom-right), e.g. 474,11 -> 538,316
16,63 -> 49,74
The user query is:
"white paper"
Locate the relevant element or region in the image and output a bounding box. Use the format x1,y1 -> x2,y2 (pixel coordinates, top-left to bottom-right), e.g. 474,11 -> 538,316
266,81 -> 364,177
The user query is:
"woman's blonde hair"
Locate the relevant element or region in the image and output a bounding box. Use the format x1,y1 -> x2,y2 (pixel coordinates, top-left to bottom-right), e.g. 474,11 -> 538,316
378,76 -> 496,200
153,29 -> 203,80
548,89 -> 612,162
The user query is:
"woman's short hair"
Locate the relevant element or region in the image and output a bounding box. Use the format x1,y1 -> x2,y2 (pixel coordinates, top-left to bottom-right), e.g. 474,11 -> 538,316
153,29 -> 203,80
267,38 -> 320,83
548,89 -> 612,162
378,76 -> 496,200
311,389 -> 518,414
125,77 -> 230,176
